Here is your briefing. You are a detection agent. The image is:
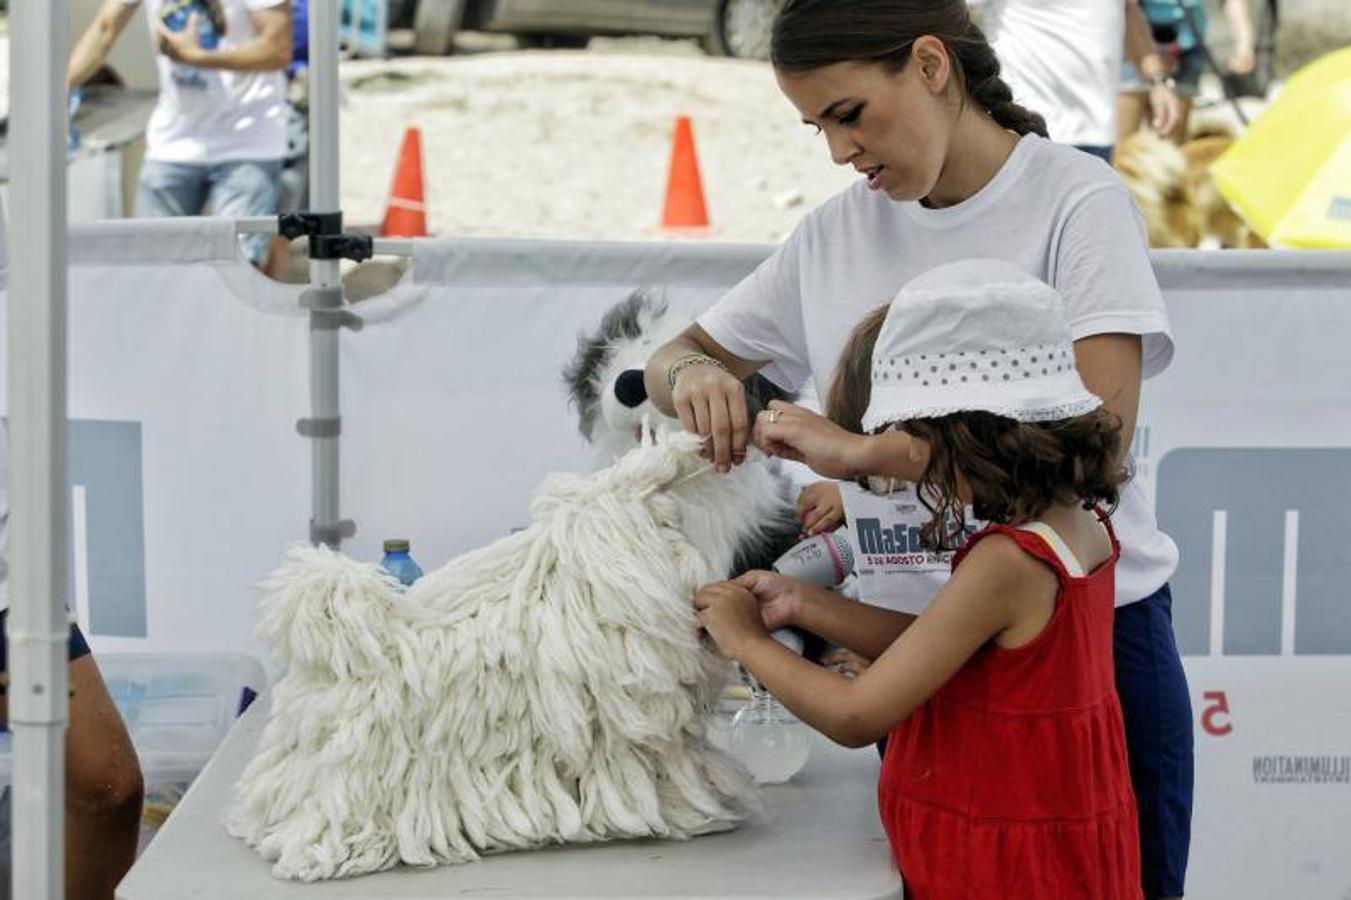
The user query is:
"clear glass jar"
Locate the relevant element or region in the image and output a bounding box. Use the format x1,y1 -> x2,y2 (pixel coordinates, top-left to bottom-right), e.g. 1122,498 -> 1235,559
727,688 -> 811,784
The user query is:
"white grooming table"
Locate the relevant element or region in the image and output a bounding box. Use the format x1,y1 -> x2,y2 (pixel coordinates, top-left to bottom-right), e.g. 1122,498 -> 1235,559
117,696 -> 902,899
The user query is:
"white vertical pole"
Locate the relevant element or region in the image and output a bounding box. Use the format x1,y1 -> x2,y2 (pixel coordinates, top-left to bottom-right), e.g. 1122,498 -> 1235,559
309,0 -> 343,546
8,0 -> 71,896
1280,510 -> 1299,657
1209,510 -> 1227,658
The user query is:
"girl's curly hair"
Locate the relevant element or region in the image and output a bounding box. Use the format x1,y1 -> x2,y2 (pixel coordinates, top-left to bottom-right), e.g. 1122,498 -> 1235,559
900,410 -> 1128,551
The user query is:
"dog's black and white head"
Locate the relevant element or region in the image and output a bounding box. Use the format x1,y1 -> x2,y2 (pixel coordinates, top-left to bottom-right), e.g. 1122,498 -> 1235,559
564,290 -> 795,462
564,290 -> 802,574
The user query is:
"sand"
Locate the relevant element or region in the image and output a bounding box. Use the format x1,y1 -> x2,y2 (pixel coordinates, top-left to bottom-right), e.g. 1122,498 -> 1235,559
337,46 -> 854,241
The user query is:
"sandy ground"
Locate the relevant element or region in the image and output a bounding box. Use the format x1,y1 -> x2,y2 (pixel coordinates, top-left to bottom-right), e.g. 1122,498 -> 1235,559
337,43 -> 854,241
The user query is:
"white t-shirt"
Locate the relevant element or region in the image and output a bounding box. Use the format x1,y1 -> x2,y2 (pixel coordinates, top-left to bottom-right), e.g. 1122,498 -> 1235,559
981,0 -> 1125,148
125,0 -> 288,163
697,134 -> 1178,607
840,481 -> 953,616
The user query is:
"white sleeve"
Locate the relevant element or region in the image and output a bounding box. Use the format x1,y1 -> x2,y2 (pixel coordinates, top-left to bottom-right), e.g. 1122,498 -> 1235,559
696,225 -> 813,392
246,0 -> 289,10
1053,184 -> 1175,378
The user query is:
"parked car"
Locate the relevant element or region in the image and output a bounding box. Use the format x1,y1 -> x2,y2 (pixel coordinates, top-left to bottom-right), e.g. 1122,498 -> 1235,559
402,0 -> 783,60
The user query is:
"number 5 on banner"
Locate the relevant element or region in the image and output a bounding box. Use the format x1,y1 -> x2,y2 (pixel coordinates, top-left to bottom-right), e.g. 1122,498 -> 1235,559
1201,690 -> 1233,736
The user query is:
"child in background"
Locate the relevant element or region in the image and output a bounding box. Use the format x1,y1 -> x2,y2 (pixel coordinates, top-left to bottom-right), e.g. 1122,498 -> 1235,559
791,305 -> 886,539
694,260 -> 1142,898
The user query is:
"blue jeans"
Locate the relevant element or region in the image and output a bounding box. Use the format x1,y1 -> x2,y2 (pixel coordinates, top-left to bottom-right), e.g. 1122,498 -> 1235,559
136,159 -> 283,265
1115,584 -> 1194,898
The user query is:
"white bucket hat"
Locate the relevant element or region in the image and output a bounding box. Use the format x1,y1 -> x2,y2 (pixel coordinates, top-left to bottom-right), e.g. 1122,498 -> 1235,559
860,259 -> 1103,433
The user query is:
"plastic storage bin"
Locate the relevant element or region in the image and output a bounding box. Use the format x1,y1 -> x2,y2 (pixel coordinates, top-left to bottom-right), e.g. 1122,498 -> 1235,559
0,651 -> 267,787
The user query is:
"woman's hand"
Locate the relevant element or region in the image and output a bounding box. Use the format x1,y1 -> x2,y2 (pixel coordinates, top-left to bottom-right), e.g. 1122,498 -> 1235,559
693,581 -> 770,661
796,481 -> 844,536
753,400 -> 869,479
671,364 -> 751,474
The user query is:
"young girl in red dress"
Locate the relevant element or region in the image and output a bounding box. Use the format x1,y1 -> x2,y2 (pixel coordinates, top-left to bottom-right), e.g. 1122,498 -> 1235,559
694,259 -> 1142,899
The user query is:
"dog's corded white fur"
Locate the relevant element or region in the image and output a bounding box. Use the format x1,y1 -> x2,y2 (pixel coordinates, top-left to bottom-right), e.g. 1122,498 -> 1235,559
228,432 -> 771,881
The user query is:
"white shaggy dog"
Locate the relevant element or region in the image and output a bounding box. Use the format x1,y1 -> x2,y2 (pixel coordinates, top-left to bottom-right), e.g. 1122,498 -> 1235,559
228,432 -> 766,881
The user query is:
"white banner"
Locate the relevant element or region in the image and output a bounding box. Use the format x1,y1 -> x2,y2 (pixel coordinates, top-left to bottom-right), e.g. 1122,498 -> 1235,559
1134,254 -> 1351,897
1,223 -> 1348,897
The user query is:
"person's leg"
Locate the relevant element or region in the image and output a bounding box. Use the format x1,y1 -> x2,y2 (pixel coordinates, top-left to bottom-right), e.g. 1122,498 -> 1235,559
0,622 -> 144,900
1117,92 -> 1151,146
134,160 -> 210,219
63,645 -> 143,900
1114,585 -> 1194,899
205,159 -> 283,268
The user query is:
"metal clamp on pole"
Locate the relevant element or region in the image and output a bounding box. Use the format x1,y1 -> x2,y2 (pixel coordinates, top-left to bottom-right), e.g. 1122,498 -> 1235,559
274,212 -> 375,262
299,286 -> 363,332
311,233 -> 375,262
310,518 -> 357,548
277,210 -> 343,242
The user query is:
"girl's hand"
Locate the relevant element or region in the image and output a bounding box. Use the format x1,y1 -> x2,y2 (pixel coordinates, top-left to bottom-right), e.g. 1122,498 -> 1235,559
732,569 -> 806,632
796,481 -> 844,535
671,364 -> 751,474
753,400 -> 868,479
693,581 -> 768,661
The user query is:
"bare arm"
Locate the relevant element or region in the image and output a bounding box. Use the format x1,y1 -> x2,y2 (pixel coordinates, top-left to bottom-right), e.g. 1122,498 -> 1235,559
1223,0 -> 1257,74
734,571 -> 916,661
753,401 -> 929,481
1073,333 -> 1142,469
707,536 -> 1046,747
1124,0 -> 1183,135
157,4 -> 292,72
1124,0 -> 1165,76
68,0 -> 140,89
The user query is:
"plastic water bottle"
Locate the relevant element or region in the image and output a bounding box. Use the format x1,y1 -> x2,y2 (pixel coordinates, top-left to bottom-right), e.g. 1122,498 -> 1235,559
380,539 -> 423,587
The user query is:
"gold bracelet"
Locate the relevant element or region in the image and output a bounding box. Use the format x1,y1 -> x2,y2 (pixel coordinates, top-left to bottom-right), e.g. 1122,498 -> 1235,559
666,353 -> 729,391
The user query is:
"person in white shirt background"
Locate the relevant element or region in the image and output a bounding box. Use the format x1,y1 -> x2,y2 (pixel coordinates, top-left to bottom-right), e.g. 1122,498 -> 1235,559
67,0 -> 293,269
980,0 -> 1185,162
645,2 -> 1193,896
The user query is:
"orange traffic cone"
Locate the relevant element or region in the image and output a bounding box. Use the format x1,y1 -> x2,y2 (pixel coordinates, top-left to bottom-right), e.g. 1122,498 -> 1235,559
661,116 -> 710,230
381,127 -> 428,237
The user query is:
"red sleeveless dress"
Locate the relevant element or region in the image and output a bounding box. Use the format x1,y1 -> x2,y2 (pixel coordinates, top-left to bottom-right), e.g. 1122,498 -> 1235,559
877,521 -> 1142,899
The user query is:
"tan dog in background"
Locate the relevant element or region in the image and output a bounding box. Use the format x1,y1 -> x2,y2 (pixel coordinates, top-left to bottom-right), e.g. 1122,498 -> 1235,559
1114,129 -> 1266,249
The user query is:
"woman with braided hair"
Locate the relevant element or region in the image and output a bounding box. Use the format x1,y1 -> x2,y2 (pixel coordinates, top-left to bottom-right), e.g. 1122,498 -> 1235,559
646,2 -> 1191,897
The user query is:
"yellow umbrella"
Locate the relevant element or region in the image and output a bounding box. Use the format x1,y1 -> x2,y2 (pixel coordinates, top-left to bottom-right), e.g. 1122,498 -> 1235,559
1211,47 -> 1351,249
